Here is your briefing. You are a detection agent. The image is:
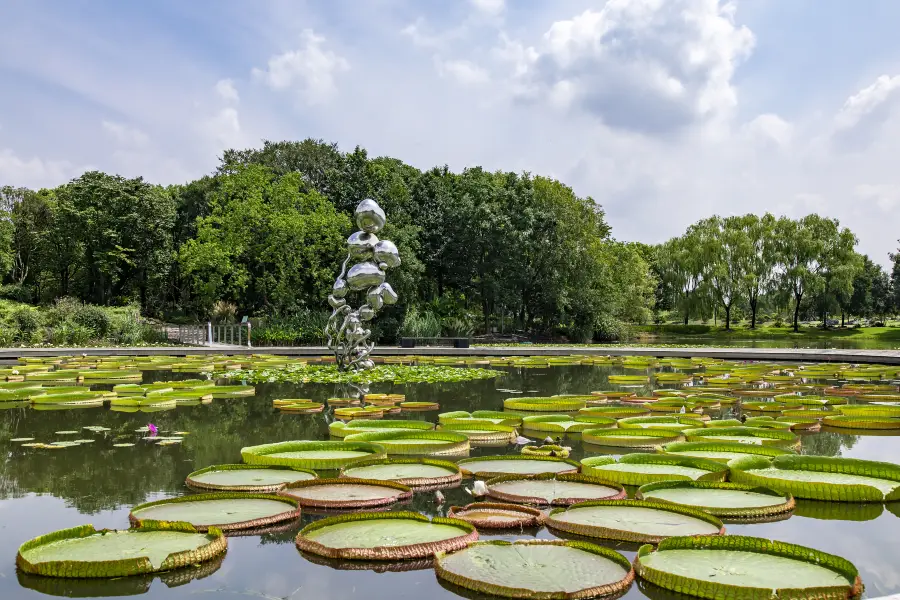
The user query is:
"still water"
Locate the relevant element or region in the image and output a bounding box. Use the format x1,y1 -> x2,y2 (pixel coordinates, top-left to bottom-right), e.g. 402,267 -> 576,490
1,364 -> 898,599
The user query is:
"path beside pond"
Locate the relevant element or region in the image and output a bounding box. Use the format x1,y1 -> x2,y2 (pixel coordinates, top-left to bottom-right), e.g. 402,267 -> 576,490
2,345 -> 900,364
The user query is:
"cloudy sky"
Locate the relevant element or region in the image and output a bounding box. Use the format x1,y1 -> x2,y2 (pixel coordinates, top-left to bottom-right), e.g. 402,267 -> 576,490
2,0 -> 900,265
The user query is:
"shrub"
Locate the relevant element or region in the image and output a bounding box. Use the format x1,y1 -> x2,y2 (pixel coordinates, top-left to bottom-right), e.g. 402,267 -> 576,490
45,297 -> 82,326
252,310 -> 330,346
594,314 -> 630,342
12,308 -> 43,343
212,300 -> 238,323
400,306 -> 441,338
442,316 -> 474,338
72,305 -> 111,338
0,284 -> 32,303
0,327 -> 15,346
772,319 -> 786,328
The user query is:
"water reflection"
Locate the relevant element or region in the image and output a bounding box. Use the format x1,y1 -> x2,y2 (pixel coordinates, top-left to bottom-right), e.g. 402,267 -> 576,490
0,364 -> 898,599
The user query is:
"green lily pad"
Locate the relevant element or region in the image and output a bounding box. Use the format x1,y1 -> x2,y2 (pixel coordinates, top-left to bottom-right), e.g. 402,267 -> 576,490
295,511 -> 477,560
435,540 -> 634,599
130,493 -> 301,531
637,481 -> 795,519
241,440 -> 386,470
342,430 -> 470,456
340,458 -> 461,488
457,456 -> 579,478
580,454 -> 727,486
16,523 -> 227,578
113,443 -> 135,448
485,473 -> 625,506
279,478 -> 412,508
546,500 -> 724,543
186,464 -> 317,492
635,535 -> 861,600
11,437 -> 35,442
729,455 -> 900,502
660,441 -> 794,463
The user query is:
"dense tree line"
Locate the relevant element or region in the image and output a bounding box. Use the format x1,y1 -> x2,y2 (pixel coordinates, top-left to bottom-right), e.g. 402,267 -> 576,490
0,140 -> 655,342
652,214 -> 899,331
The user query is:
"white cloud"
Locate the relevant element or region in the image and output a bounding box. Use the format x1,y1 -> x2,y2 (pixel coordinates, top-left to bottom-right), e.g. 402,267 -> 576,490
215,78 -> 240,103
101,121 -> 150,147
500,0 -> 755,134
832,74 -> 900,149
470,0 -> 505,16
252,29 -> 349,104
743,113 -> 793,146
0,148 -> 85,189
855,183 -> 900,213
436,58 -> 489,85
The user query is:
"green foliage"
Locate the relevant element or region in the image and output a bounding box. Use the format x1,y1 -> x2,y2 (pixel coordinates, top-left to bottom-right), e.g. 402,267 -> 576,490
252,311 -> 329,346
72,304 -> 111,338
221,363 -> 502,384
401,306 -> 442,338
11,307 -> 42,342
179,164 -> 349,317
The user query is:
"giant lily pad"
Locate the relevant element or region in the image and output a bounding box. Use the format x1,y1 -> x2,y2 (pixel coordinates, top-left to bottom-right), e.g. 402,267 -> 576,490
438,410 -> 524,427
503,396 -> 586,412
437,422 -> 517,444
328,419 -> 434,438
617,416 -> 696,432
186,464 -> 317,492
457,455 -> 579,478
129,492 -> 301,532
660,441 -> 795,463
546,499 -> 724,544
634,535 -> 862,600
822,415 -> 900,430
241,440 -> 386,470
636,481 -> 795,519
728,454 -> 900,502
278,478 -> 412,508
682,426 -> 800,448
340,458 -> 462,488
16,522 -> 227,578
435,540 -> 634,599
580,454 -> 727,486
579,406 -> 651,418
295,511 -> 477,560
485,473 -> 626,506
581,428 -> 684,449
447,503 -> 545,529
521,415 -> 616,433
343,430 -> 470,456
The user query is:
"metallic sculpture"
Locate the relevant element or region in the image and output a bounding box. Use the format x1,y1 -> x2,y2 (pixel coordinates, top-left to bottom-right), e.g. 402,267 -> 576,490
326,199 -> 400,371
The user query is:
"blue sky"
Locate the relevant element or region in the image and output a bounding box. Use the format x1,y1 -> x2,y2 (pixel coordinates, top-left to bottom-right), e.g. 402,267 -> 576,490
2,0 -> 900,265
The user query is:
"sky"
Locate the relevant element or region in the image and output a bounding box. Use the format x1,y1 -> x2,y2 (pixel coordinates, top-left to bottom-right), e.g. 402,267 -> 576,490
2,0 -> 900,266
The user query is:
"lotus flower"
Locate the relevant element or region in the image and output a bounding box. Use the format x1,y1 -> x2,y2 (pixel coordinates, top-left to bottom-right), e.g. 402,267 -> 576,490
434,490 -> 445,504
514,435 -> 533,445
147,423 -> 158,437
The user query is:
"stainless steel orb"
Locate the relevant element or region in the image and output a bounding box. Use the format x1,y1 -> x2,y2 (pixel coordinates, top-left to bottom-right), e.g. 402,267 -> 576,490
373,240 -> 401,268
355,199 -> 386,233
346,262 -> 386,291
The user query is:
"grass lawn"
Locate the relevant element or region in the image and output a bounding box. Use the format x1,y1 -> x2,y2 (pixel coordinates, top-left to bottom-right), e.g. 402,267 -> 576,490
635,323 -> 900,343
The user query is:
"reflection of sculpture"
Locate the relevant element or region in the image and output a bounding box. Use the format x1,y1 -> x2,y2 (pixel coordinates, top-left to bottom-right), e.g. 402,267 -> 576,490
326,199 -> 399,371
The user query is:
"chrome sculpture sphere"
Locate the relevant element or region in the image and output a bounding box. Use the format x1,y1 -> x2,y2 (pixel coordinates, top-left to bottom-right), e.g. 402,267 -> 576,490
326,199 -> 400,371
355,199 -> 386,233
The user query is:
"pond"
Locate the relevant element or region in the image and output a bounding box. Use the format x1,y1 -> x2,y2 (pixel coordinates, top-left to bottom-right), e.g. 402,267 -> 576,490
1,359 -> 899,599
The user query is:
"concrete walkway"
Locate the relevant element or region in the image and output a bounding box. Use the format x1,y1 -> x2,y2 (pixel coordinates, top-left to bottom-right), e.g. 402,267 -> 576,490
1,345 -> 900,364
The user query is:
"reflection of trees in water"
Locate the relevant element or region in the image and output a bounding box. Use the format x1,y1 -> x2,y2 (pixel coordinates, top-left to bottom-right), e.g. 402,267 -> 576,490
799,430 -> 857,457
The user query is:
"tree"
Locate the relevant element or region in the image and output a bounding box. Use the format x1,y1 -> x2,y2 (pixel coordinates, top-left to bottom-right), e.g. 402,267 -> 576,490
738,213 -> 776,328
891,244 -> 900,314
660,233 -> 705,325
774,215 -> 857,332
179,164 -> 350,316
691,216 -> 749,330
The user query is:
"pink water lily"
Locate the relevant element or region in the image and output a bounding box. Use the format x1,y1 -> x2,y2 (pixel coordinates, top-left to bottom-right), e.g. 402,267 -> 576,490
147,423 -> 158,437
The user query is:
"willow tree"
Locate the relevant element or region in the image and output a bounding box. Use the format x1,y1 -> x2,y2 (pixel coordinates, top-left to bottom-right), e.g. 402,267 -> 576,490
775,215 -> 857,332
739,213 -> 776,328
690,216 -> 751,330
